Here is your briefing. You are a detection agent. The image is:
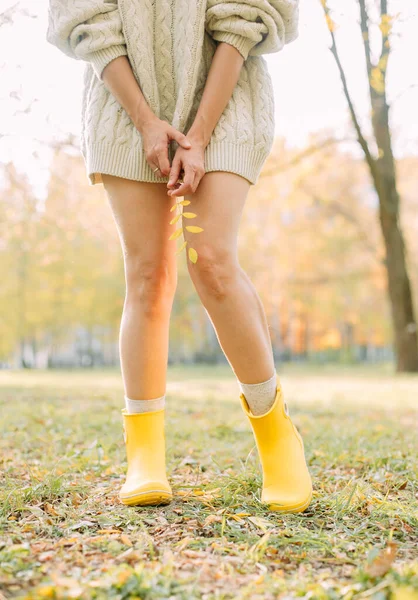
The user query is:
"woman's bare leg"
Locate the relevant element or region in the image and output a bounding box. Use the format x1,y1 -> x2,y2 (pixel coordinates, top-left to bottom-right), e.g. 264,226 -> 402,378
101,174 -> 177,399
182,172 -> 274,384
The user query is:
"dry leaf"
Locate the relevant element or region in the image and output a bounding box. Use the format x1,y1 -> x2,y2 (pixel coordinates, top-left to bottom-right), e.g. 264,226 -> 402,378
391,587 -> 418,600
365,541 -> 397,577
120,534 -> 133,547
203,514 -> 222,527
248,516 -> 274,533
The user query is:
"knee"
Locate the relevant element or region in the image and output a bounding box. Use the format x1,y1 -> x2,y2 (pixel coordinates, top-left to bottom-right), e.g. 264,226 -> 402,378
187,243 -> 239,301
125,254 -> 177,315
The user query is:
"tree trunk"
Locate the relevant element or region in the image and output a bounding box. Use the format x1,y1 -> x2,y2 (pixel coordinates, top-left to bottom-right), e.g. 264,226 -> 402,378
371,76 -> 418,371
377,181 -> 418,371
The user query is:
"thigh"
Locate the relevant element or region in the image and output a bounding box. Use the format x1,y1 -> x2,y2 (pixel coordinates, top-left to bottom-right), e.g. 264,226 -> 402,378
101,174 -> 177,265
182,172 -> 251,260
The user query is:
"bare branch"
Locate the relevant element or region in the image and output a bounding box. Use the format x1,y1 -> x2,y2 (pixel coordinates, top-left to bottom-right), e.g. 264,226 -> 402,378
320,1 -> 377,179
389,83 -> 418,107
359,0 -> 373,77
260,136 -> 355,178
286,270 -> 380,286
299,185 -> 382,262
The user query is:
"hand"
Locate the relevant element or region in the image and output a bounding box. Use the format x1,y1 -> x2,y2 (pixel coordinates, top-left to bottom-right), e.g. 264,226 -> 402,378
166,137 -> 206,197
137,116 -> 192,177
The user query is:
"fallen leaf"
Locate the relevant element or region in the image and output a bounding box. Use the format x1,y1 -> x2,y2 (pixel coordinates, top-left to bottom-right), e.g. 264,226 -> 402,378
248,516 -> 274,533
365,541 -> 397,578
391,587 -> 418,600
120,534 -> 133,547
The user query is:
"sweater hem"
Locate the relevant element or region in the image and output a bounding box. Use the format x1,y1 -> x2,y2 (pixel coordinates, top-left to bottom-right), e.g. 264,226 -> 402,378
211,31 -> 257,60
86,141 -> 270,187
89,45 -> 129,80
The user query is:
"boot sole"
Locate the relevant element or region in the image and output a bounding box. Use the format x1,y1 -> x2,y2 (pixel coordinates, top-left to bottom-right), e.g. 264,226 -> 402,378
264,489 -> 313,514
119,490 -> 173,506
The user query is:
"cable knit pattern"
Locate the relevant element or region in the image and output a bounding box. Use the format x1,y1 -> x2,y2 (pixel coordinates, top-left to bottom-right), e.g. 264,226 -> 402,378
46,0 -> 299,186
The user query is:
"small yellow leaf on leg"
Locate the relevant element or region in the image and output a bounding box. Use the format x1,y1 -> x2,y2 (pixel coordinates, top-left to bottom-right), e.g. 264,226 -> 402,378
185,225 -> 204,233
188,247 -> 198,263
177,240 -> 187,254
169,228 -> 183,241
170,213 -> 181,225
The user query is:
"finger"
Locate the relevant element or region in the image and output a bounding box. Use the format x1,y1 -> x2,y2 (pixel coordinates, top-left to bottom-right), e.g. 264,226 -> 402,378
156,146 -> 171,176
149,163 -> 161,176
169,166 -> 195,197
167,158 -> 182,189
189,168 -> 204,194
170,128 -> 191,149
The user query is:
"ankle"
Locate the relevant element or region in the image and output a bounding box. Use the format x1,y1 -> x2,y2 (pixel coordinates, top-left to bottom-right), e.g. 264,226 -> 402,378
237,368 -> 277,416
124,394 -> 165,414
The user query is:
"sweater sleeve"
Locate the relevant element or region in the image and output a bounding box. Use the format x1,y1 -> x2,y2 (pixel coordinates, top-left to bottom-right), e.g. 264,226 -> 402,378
205,0 -> 299,61
46,0 -> 128,81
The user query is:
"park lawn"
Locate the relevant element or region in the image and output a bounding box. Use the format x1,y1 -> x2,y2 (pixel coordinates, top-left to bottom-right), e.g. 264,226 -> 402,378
0,365 -> 417,599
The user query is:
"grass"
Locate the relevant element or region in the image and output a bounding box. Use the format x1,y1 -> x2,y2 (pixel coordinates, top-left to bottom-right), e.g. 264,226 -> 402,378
0,365 -> 417,599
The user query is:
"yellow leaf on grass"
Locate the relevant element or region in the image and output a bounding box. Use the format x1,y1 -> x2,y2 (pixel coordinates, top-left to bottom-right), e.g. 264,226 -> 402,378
37,586 -> 56,598
248,516 -> 274,533
182,212 -> 197,219
176,240 -> 187,254
120,534 -> 133,547
185,225 -> 204,233
169,228 -> 183,241
203,514 -> 222,526
58,537 -> 79,546
170,213 -> 181,225
392,587 -> 418,600
188,247 -> 198,263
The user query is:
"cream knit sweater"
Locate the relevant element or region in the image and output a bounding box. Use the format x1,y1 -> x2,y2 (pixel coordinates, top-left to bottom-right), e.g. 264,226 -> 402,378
46,0 -> 299,186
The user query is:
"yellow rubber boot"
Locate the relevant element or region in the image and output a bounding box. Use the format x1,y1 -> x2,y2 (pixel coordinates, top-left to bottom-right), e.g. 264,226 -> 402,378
240,374 -> 312,513
119,408 -> 173,506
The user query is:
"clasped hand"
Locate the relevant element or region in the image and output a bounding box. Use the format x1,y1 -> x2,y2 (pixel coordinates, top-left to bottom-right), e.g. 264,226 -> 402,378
166,139 -> 206,197
140,116 -> 206,198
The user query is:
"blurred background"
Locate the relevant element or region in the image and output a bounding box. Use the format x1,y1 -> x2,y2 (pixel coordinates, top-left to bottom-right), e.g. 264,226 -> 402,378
1,0 -> 417,372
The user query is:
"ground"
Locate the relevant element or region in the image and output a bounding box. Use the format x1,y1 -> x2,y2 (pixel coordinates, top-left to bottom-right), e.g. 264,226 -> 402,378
0,364 -> 417,599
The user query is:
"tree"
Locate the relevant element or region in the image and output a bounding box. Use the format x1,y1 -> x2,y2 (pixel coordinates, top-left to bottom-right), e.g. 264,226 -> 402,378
320,0 -> 418,371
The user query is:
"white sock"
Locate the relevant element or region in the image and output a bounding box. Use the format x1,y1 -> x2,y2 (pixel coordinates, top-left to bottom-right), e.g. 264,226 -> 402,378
237,368 -> 277,416
124,394 -> 165,414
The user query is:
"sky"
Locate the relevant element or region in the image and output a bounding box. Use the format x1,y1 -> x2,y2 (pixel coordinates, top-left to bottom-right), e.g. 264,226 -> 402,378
1,0 -> 417,199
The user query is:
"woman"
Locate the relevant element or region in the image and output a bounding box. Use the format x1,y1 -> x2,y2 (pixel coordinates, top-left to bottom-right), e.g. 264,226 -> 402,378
46,0 -> 312,513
